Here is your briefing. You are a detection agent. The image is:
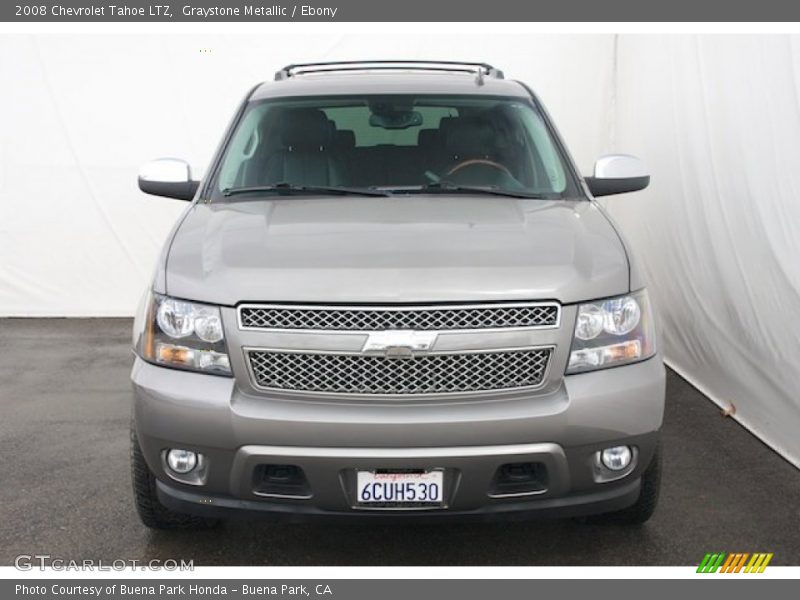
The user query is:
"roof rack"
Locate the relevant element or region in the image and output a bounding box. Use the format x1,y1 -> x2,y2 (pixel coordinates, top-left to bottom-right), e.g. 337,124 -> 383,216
274,61 -> 504,84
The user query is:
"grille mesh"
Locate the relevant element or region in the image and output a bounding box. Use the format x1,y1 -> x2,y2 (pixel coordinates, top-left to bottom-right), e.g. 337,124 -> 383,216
239,303 -> 559,331
247,348 -> 551,395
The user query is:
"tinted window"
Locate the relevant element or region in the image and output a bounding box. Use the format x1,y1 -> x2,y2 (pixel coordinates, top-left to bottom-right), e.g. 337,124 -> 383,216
214,95 -> 578,197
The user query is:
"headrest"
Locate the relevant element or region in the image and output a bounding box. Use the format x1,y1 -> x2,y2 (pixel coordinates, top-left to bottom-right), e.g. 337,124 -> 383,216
444,117 -> 497,159
333,129 -> 356,149
279,109 -> 331,150
418,128 -> 439,149
437,116 -> 458,139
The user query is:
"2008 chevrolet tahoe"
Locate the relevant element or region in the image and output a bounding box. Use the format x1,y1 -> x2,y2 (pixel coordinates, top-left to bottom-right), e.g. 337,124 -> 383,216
130,61 -> 665,529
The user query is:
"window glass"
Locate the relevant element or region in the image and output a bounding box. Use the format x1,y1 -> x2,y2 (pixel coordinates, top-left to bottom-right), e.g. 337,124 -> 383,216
212,94 -> 577,197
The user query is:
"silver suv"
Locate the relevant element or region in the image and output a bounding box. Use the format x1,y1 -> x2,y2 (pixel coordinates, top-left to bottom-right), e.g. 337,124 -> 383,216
131,61 -> 665,529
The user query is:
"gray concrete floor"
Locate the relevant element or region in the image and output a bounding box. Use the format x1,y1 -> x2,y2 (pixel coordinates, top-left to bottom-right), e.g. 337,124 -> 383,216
0,318 -> 798,566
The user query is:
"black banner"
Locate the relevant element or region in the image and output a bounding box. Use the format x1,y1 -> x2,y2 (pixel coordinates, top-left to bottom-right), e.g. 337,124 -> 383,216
3,0 -> 799,22
5,579 -> 800,600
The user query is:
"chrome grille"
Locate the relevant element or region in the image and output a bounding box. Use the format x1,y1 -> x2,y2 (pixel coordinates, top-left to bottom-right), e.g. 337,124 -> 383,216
239,302 -> 559,331
247,348 -> 552,395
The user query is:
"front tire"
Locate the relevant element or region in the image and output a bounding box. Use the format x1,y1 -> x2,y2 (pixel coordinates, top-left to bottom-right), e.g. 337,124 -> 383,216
130,426 -> 219,530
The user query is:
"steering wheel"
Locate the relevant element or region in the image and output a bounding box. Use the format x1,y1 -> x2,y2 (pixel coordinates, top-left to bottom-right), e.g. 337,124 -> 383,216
447,158 -> 512,177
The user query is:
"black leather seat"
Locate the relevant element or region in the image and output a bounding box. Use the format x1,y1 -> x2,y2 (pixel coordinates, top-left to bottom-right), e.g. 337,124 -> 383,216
444,117 -> 499,164
333,128 -> 356,151
331,128 -> 357,183
440,116 -> 516,186
417,128 -> 441,171
264,109 -> 343,186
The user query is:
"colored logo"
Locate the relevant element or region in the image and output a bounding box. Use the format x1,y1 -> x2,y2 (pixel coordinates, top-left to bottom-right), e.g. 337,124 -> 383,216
697,552 -> 773,573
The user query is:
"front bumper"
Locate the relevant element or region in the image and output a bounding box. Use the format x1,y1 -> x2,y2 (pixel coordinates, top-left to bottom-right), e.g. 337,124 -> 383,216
132,354 -> 665,521
156,471 -> 643,523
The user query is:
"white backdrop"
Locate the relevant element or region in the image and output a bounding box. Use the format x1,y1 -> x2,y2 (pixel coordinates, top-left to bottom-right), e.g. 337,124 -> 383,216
606,35 -> 800,468
1,33 -> 798,467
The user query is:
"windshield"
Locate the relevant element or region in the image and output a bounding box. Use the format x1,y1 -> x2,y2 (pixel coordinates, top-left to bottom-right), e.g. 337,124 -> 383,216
211,94 -> 580,199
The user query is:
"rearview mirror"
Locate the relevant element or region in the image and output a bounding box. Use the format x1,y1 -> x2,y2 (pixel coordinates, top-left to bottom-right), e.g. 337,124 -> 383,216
585,154 -> 650,197
369,111 -> 423,129
138,158 -> 199,201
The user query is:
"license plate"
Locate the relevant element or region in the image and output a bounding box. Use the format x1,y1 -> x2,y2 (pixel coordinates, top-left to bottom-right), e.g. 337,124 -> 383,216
356,470 -> 444,506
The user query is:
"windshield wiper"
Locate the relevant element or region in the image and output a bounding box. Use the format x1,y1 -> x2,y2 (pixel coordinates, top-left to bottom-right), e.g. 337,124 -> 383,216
395,183 -> 556,199
222,183 -> 391,198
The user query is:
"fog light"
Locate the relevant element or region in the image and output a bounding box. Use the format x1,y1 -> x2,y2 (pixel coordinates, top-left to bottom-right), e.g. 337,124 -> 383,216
166,449 -> 198,474
601,446 -> 632,471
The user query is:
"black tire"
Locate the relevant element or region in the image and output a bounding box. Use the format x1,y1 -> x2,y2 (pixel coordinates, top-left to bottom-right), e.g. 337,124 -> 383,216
589,444 -> 662,525
130,426 -> 219,530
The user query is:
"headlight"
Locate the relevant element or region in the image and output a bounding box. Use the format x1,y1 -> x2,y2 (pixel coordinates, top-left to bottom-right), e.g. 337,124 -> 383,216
156,298 -> 195,338
566,289 -> 656,374
135,292 -> 231,375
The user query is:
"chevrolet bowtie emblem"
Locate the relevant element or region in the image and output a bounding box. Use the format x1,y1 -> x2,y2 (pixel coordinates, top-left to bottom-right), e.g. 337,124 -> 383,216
362,330 -> 438,359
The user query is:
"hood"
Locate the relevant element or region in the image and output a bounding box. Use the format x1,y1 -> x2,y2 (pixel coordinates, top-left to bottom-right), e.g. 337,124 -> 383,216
164,196 -> 629,305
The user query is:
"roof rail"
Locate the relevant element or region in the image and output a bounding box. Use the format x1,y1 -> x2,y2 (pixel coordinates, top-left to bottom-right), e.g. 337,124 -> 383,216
274,60 -> 504,82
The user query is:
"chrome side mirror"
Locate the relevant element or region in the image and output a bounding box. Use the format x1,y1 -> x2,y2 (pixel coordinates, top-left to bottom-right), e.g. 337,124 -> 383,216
138,158 -> 199,201
585,154 -> 650,197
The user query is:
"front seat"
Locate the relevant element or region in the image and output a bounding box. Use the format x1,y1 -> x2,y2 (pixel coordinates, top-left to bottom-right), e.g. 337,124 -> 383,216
264,109 -> 343,186
443,117 -> 499,165
440,116 -> 513,186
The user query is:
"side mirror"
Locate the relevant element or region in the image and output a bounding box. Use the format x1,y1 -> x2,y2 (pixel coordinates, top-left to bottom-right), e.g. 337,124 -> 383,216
585,154 -> 650,197
138,158 -> 200,201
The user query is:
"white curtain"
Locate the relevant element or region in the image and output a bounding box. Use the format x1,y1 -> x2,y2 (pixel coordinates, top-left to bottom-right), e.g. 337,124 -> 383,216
606,35 -> 800,468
